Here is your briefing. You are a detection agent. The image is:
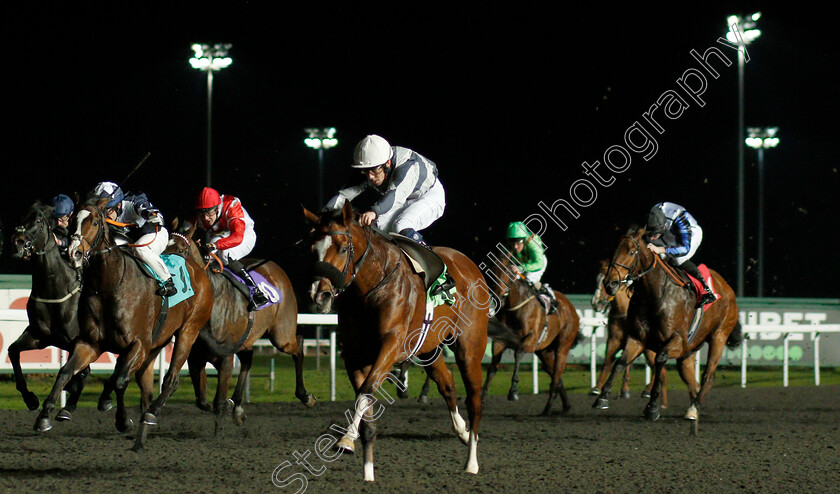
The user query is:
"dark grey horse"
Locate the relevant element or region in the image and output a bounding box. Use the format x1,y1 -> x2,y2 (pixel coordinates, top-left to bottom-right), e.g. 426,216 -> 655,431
10,201 -> 89,420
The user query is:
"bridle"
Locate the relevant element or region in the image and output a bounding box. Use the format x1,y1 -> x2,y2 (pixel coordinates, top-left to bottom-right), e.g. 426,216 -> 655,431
606,234 -> 656,289
15,207 -> 57,258
313,225 -> 400,299
70,205 -> 116,264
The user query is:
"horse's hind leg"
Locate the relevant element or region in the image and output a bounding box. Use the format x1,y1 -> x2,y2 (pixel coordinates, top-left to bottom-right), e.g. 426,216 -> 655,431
111,342 -> 149,433
230,350 -> 253,426
424,355 -> 470,445
539,343 -> 571,416
451,330 -> 484,475
8,330 -> 42,410
481,340 -> 506,399
508,348 -> 525,401
287,335 -> 316,407
418,374 -> 432,403
188,352 -> 211,412
644,349 -> 670,422
395,361 -> 410,399
591,324 -> 623,397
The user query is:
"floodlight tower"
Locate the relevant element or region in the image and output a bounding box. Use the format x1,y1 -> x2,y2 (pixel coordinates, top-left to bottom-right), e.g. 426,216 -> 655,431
190,43 -> 233,187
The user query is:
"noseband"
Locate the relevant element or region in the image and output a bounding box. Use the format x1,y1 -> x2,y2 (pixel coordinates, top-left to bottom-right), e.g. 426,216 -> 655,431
313,227 -> 371,296
607,235 -> 655,288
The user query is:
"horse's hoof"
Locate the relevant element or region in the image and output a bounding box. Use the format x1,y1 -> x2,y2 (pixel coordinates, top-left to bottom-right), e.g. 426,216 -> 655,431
641,390 -> 651,399
55,409 -> 72,422
142,413 -> 157,426
588,387 -> 600,396
98,399 -> 113,412
620,390 -> 631,400
418,395 -> 429,404
592,398 -> 609,410
34,417 -> 52,432
644,407 -> 660,422
23,392 -> 40,411
684,405 -> 698,421
232,406 -> 246,426
336,437 -> 355,454
397,389 -> 409,399
507,391 -> 519,401
195,400 -> 212,413
300,393 -> 317,408
117,418 -> 135,434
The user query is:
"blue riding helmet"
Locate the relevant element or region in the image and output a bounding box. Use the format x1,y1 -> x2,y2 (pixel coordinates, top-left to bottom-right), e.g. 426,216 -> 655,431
93,181 -> 124,208
51,194 -> 75,218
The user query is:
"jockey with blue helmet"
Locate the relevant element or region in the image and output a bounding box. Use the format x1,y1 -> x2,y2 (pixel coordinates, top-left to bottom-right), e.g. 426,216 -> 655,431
90,181 -> 176,297
50,193 -> 75,252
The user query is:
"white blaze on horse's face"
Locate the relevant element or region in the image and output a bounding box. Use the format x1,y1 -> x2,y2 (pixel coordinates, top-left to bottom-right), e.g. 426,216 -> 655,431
67,210 -> 91,268
313,235 -> 332,262
310,235 -> 335,312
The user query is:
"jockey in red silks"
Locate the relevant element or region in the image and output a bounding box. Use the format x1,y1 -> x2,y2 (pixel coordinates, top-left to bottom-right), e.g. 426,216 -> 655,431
185,187 -> 269,310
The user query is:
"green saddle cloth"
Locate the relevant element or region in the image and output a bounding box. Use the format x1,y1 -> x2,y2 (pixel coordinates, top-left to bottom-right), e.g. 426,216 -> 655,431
427,265 -> 457,307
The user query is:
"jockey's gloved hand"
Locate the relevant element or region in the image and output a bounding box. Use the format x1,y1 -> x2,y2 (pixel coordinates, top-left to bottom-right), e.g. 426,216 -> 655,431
199,241 -> 217,258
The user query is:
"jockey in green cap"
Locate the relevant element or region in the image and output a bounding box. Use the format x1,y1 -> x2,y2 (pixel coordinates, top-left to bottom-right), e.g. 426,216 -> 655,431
505,221 -> 557,311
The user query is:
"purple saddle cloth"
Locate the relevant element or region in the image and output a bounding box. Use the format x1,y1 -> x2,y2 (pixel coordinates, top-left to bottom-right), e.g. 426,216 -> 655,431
224,268 -> 281,310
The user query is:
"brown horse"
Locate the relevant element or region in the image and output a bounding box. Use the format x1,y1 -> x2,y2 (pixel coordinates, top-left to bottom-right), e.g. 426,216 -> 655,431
304,202 -> 489,481
166,220 -> 315,428
33,199 -> 213,451
480,248 -> 580,415
593,227 -> 741,422
10,201 -> 89,415
590,259 -> 666,407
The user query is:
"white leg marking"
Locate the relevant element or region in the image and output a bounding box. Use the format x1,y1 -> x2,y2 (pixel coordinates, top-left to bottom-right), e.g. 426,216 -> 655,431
450,407 -> 470,444
364,461 -> 375,482
464,430 -> 479,474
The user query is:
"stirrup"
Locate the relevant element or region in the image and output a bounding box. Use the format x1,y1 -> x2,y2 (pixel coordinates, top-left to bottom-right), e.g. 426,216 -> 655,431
248,289 -> 269,310
698,292 -> 717,306
157,278 -> 176,297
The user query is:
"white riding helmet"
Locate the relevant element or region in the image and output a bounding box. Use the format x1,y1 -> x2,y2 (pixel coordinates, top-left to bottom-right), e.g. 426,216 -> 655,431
93,181 -> 124,208
352,134 -> 393,169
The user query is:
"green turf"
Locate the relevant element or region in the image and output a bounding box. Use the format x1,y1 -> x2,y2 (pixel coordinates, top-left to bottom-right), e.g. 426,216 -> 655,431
2,353 -> 838,410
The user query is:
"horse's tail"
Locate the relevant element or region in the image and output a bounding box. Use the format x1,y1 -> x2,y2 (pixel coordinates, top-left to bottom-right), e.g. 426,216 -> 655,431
487,317 -> 521,348
726,321 -> 744,349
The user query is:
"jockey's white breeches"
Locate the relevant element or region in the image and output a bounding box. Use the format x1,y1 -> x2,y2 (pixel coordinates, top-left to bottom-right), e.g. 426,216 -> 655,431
673,225 -> 703,266
376,179 -> 446,234
211,228 -> 256,262
115,228 -> 171,281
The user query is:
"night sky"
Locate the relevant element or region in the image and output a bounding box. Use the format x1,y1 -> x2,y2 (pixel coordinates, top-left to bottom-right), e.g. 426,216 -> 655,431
3,4 -> 838,300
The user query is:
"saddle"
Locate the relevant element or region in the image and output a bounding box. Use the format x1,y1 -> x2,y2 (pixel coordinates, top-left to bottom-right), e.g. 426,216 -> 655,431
389,233 -> 457,306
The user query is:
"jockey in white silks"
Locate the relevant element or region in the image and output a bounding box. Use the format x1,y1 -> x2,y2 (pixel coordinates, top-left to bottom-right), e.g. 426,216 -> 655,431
324,134 -> 445,246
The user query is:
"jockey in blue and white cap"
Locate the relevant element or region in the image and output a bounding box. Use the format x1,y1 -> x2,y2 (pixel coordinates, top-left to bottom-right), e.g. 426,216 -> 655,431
89,181 -> 176,297
324,134 -> 446,246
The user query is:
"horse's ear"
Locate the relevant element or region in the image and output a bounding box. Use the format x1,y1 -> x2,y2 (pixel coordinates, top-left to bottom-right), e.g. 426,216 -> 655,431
341,201 -> 354,226
170,217 -> 179,231
95,197 -> 110,210
302,205 -> 320,226
185,220 -> 197,237
600,259 -> 609,269
72,192 -> 80,205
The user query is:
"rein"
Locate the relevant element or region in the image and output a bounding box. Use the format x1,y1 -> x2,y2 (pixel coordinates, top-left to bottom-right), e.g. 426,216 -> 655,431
653,253 -> 688,287
315,225 -> 400,299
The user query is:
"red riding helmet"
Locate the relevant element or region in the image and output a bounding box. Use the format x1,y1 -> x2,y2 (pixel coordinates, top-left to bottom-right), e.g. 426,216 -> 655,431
195,187 -> 222,212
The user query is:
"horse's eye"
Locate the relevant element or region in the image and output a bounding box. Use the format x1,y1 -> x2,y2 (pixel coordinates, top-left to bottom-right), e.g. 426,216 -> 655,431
339,246 -> 348,254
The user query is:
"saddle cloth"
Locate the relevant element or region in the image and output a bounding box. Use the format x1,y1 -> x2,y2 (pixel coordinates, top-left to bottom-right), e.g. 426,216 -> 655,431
686,264 -> 719,312
389,233 -> 457,307
222,266 -> 282,311
137,254 -> 194,308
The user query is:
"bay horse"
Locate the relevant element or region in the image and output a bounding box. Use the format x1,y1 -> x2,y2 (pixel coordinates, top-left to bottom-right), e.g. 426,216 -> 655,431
590,258 -> 666,407
304,202 -> 489,482
10,201 -> 89,416
593,227 -> 741,422
480,248 -> 580,415
165,220 -> 315,428
34,198 -> 213,451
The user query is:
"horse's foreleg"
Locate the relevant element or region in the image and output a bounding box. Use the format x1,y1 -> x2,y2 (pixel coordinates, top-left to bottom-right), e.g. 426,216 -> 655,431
34,342 -> 99,432
644,349 -> 670,421
418,374 -> 432,403
688,333 -> 730,420
8,329 -> 42,410
360,404 -> 378,482
395,361 -> 410,399
641,349 -> 657,399
230,350 -> 253,426
481,340 -> 506,399
508,348 -> 525,401
56,366 -> 91,422
593,338 -> 643,410
111,341 -> 148,434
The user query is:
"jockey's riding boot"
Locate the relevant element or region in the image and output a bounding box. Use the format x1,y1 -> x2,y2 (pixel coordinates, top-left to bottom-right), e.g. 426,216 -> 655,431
236,266 -> 269,311
682,260 -> 716,307
399,228 -> 430,249
157,277 -> 177,297
538,283 -> 559,313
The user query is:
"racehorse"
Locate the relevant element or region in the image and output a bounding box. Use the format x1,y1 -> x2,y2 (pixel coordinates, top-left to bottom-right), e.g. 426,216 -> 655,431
33,199 -> 213,451
593,227 -> 741,422
166,220 -> 315,428
304,202 -> 489,481
590,258 -> 666,407
10,201 -> 89,416
480,248 -> 580,415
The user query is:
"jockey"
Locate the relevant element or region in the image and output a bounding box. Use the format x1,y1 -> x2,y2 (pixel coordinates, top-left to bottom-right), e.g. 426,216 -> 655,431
505,221 -> 557,309
644,202 -> 717,306
92,181 -> 176,297
50,193 -> 74,254
324,134 -> 446,247
187,187 -> 269,311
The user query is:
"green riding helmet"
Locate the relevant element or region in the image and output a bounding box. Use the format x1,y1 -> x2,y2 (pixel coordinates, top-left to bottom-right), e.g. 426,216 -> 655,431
505,221 -> 532,240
